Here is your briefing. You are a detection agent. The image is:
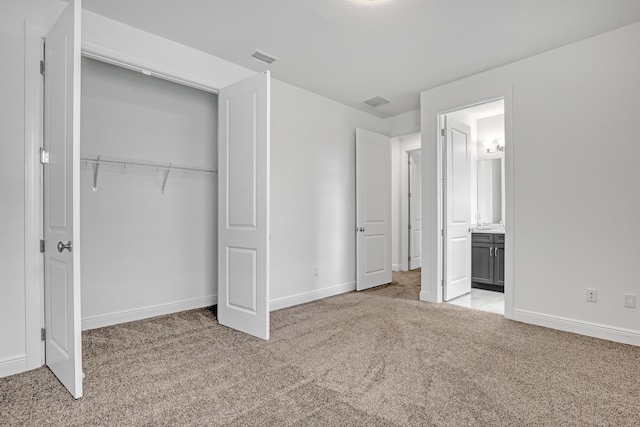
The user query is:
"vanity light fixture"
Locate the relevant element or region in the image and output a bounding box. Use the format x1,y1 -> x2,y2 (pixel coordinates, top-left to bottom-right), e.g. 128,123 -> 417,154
484,138 -> 505,154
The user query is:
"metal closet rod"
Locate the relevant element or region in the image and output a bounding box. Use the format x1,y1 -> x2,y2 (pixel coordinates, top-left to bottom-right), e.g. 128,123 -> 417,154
80,153 -> 217,194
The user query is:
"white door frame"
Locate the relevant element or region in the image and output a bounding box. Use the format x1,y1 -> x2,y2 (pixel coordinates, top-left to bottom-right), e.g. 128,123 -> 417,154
419,86 -> 514,320
23,24 -> 47,376
24,14 -> 259,372
398,135 -> 421,272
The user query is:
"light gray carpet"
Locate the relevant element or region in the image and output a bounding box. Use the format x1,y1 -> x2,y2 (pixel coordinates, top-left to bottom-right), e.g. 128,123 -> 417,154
2,270 -> 640,426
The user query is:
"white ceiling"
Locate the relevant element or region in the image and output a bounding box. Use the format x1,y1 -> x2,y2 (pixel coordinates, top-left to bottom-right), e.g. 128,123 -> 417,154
82,0 -> 640,118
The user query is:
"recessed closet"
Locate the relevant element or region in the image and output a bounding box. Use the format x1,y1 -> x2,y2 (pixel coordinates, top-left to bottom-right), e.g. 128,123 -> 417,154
80,57 -> 218,329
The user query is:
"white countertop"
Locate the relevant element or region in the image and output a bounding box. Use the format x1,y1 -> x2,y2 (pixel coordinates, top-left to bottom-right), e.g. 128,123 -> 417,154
472,229 -> 504,234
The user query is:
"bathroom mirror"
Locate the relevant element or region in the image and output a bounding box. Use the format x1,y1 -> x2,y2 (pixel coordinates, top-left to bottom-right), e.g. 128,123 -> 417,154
477,158 -> 503,224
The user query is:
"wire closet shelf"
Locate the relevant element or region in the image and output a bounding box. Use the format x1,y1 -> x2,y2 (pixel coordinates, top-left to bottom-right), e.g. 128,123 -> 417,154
80,153 -> 217,194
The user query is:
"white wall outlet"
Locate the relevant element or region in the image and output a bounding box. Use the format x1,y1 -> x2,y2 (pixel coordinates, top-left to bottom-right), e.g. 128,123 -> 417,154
624,293 -> 636,308
586,288 -> 597,303
313,267 -> 319,277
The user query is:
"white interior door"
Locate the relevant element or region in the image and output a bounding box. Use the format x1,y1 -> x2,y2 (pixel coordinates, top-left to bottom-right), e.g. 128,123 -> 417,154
217,71 -> 270,340
443,117 -> 472,301
43,0 -> 83,399
356,128 -> 392,291
408,150 -> 422,270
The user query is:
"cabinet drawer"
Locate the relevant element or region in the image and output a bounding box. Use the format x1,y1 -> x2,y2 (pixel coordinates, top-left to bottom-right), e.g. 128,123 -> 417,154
472,233 -> 493,243
495,233 -> 505,243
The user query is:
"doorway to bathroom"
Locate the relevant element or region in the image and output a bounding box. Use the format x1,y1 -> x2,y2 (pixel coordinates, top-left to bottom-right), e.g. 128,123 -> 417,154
441,99 -> 506,315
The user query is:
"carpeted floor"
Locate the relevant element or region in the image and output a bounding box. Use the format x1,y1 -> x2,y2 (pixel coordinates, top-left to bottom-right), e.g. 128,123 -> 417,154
2,270 -> 640,426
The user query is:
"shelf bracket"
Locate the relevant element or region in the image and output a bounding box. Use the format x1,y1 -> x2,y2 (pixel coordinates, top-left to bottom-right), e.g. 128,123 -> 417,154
161,166 -> 171,194
92,156 -> 100,191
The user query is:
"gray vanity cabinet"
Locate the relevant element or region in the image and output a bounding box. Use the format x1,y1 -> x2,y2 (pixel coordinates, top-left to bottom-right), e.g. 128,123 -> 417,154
471,233 -> 504,292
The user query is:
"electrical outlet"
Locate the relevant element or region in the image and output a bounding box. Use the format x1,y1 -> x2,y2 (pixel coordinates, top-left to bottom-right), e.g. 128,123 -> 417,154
586,288 -> 597,303
624,293 -> 636,308
313,267 -> 319,277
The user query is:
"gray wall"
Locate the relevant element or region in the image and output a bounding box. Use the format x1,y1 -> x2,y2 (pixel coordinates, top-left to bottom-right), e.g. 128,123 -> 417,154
0,0 -> 67,377
269,79 -> 388,308
0,13 -> 28,368
421,22 -> 640,343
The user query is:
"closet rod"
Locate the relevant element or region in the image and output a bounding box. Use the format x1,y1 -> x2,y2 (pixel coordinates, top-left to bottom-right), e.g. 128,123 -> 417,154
81,154 -> 216,174
80,154 -> 217,194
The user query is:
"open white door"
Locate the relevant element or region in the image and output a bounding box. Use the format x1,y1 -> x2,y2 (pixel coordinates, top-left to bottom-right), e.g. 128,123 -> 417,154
217,72 -> 270,340
43,0 -> 83,399
443,117 -> 472,301
356,128 -> 392,291
408,150 -> 422,270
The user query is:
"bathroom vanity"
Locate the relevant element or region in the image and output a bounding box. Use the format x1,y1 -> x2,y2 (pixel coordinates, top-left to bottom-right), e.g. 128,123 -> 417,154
471,231 -> 504,292
473,155 -> 505,292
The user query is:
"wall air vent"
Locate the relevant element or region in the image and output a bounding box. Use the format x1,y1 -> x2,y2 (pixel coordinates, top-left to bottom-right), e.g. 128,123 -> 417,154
250,50 -> 278,65
362,96 -> 390,108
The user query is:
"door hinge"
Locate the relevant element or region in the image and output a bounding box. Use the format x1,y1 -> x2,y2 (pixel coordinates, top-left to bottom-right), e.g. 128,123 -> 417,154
408,224 -> 412,230
40,60 -> 45,76
40,239 -> 45,253
40,148 -> 50,164
408,256 -> 412,261
441,229 -> 446,237
408,192 -> 411,198
41,328 -> 46,341
441,128 -> 446,137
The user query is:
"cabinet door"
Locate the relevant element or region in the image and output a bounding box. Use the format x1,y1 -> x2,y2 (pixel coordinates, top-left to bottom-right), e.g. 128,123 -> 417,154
494,244 -> 505,286
471,243 -> 494,284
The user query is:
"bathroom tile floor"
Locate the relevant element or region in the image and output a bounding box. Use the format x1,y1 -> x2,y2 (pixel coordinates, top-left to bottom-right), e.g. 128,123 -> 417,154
447,288 -> 505,315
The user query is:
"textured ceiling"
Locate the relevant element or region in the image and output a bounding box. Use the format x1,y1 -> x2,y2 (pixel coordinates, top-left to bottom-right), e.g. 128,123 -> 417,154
82,0 -> 640,118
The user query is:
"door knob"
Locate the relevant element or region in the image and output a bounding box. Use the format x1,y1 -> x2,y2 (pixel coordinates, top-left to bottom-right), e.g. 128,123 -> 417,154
57,241 -> 72,253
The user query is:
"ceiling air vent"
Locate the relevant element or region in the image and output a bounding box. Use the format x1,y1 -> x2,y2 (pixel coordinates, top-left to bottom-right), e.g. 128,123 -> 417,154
250,50 -> 278,65
362,96 -> 390,108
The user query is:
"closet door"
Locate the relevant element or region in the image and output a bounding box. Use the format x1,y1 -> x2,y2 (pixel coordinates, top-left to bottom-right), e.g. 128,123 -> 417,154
43,0 -> 83,399
217,71 -> 270,340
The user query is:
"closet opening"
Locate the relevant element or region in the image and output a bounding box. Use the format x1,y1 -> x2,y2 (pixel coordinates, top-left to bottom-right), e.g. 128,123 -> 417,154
41,7 -> 270,398
79,56 -> 219,330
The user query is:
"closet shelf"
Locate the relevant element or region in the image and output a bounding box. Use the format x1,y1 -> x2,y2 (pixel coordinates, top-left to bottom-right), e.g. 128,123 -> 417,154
81,153 -> 217,194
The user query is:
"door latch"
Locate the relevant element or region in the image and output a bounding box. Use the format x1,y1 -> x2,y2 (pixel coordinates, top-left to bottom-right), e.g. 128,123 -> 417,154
57,241 -> 72,253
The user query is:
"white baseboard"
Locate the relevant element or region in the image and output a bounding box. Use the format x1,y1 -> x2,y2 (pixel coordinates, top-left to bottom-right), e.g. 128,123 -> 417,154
82,295 -> 217,331
0,356 -> 27,379
392,264 -> 401,272
512,309 -> 640,347
270,281 -> 356,311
